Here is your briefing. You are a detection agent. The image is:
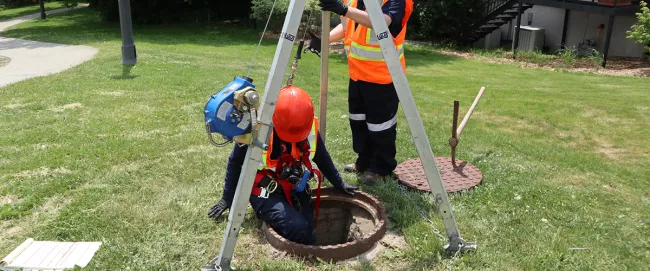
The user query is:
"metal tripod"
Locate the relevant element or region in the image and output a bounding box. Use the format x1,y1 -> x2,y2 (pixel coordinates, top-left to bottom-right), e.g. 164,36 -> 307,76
204,1 -> 476,270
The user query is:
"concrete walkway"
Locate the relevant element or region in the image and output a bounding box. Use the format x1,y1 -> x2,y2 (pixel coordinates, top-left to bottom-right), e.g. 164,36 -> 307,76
0,5 -> 98,87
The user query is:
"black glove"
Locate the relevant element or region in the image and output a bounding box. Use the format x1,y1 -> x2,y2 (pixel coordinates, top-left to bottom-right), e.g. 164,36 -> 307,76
303,32 -> 322,57
337,181 -> 358,196
208,198 -> 231,222
318,0 -> 348,16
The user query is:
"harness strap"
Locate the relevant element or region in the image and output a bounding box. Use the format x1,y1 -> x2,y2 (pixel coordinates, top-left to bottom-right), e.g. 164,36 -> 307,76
301,149 -> 322,228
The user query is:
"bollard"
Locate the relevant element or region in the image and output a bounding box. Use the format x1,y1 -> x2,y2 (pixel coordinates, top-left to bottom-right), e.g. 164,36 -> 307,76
118,0 -> 137,66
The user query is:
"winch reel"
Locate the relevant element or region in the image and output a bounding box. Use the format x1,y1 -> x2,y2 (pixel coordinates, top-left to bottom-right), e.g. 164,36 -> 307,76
204,76 -> 268,150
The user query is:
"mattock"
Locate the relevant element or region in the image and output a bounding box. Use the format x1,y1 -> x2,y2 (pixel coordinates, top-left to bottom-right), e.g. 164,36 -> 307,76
449,87 -> 487,167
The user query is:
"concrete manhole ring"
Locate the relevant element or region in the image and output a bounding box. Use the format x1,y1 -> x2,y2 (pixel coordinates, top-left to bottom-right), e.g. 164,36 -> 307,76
262,187 -> 387,262
0,56 -> 10,68
395,157 -> 482,193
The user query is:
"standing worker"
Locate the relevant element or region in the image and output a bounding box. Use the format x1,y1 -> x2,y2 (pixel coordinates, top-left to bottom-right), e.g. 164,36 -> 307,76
305,0 -> 413,185
208,86 -> 358,245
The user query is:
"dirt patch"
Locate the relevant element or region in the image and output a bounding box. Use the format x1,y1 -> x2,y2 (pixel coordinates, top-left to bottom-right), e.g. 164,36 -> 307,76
592,137 -> 626,161
437,50 -> 650,77
0,195 -> 19,205
380,231 -> 407,250
12,167 -> 72,178
51,103 -> 84,112
39,196 -> 72,214
4,103 -> 26,109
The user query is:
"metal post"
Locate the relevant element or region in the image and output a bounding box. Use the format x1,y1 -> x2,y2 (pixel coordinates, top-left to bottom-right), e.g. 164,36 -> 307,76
602,15 -> 614,68
450,101 -> 459,167
118,0 -> 137,65
319,11 -> 330,142
205,1 -> 307,270
39,0 -> 46,19
363,0 -> 475,252
512,1 -> 523,58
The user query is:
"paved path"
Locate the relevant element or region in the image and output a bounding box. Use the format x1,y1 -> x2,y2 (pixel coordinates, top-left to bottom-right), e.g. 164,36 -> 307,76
0,5 -> 98,87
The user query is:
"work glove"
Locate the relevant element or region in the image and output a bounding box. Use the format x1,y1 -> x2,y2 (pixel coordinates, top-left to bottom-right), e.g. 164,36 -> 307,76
318,0 -> 348,16
336,181 -> 358,196
207,198 -> 231,222
303,32 -> 322,57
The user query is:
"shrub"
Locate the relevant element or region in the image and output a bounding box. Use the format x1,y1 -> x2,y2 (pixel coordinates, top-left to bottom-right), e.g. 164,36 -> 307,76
627,1 -> 650,46
250,0 -> 320,33
407,0 -> 484,43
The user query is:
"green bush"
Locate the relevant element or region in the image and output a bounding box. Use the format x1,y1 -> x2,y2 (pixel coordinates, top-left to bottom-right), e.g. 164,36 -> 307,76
627,1 -> 650,46
250,0 -> 320,32
407,0 -> 484,42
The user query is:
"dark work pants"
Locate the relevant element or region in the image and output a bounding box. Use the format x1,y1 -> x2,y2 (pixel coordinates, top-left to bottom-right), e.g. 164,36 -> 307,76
250,191 -> 315,245
348,79 -> 399,176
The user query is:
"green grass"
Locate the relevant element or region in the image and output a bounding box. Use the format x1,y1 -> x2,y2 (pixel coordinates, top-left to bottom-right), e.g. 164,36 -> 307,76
0,1 -> 66,21
0,56 -> 9,67
1,9 -> 649,270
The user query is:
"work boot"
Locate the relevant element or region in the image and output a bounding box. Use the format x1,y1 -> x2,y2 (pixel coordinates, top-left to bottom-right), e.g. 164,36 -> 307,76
343,164 -> 367,173
362,172 -> 383,185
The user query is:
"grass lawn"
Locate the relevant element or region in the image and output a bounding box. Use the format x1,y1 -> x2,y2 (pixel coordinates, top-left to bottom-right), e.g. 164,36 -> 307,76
0,1 -> 66,21
1,8 -> 649,271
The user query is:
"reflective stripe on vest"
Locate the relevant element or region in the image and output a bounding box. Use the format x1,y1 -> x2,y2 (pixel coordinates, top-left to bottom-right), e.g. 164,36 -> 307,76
348,42 -> 404,62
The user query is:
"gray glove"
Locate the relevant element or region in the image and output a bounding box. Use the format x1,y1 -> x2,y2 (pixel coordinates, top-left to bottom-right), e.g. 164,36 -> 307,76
208,198 -> 231,222
303,32 -> 322,57
337,181 -> 358,196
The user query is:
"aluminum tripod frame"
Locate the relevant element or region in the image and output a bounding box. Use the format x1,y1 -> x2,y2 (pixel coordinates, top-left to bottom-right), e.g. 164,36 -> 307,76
206,1 -> 475,270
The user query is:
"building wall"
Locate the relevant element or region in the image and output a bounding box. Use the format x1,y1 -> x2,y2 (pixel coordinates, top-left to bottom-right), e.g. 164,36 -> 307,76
495,5 -> 644,57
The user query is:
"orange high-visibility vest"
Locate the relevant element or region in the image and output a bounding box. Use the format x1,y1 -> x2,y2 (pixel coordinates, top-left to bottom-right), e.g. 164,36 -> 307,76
343,0 -> 414,84
258,118 -> 319,171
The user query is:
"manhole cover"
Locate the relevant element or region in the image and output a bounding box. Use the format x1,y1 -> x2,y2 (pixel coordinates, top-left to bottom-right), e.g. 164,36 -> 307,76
0,56 -> 10,68
395,157 -> 482,193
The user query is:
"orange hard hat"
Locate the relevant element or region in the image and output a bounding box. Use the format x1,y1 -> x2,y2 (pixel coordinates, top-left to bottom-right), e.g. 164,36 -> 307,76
272,85 -> 314,143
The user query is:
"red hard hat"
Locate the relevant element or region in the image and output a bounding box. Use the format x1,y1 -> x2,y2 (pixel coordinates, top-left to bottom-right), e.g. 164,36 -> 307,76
272,85 -> 314,143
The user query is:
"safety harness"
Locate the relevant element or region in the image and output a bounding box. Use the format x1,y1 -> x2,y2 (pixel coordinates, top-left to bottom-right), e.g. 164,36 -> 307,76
250,139 -> 323,227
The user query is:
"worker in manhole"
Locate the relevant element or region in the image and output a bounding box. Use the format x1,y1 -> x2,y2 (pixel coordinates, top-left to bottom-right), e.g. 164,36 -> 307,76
208,86 -> 359,245
305,0 -> 413,185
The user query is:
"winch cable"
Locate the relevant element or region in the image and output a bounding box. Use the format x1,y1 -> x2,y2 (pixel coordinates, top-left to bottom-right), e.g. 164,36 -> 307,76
246,0 -> 280,78
285,5 -> 317,86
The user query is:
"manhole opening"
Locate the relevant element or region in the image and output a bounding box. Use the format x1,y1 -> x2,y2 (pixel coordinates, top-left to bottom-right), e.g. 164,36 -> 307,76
314,201 -> 376,246
263,188 -> 387,262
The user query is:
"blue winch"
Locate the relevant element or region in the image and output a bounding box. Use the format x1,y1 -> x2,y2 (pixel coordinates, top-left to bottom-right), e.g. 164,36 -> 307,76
204,76 -> 261,147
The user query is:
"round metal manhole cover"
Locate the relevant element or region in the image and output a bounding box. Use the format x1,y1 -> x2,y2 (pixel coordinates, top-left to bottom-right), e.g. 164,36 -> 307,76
395,157 -> 482,193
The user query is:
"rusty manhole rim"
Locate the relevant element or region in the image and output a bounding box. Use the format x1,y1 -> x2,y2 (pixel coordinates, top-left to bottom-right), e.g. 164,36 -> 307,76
262,187 -> 387,262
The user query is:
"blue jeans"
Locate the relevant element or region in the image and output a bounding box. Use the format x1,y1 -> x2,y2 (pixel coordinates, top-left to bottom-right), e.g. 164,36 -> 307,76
250,191 -> 315,245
